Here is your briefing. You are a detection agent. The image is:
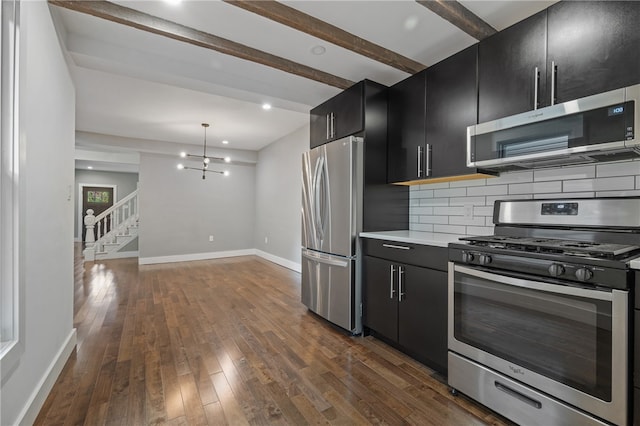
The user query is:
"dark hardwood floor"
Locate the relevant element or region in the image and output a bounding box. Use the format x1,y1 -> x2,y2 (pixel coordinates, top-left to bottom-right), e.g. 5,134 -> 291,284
34,244 -> 510,425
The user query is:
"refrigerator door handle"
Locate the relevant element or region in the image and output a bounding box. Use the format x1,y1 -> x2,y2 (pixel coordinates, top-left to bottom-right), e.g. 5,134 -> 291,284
302,249 -> 349,268
312,156 -> 324,241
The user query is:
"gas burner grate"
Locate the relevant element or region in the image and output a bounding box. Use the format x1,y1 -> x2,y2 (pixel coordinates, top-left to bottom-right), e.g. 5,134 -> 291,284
459,235 -> 640,258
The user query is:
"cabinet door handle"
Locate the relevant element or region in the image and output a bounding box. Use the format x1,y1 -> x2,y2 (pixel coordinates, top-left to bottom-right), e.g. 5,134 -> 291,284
326,113 -> 330,140
417,146 -> 423,178
389,265 -> 396,299
382,243 -> 411,250
330,112 -> 335,138
425,144 -> 432,177
550,61 -> 557,106
398,266 -> 405,301
533,67 -> 540,110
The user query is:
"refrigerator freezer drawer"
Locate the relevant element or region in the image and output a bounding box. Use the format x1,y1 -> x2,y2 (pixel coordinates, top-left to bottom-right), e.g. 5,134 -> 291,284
301,249 -> 357,333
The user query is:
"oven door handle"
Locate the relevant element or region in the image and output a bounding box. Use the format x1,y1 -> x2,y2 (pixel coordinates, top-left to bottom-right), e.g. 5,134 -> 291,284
454,264 -> 613,301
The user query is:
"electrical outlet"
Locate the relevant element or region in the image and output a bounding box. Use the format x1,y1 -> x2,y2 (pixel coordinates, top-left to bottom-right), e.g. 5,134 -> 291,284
464,204 -> 474,219
209,235 -> 214,242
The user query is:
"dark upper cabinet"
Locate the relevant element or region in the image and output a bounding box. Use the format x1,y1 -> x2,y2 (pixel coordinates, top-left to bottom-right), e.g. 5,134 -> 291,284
479,1 -> 640,123
387,70 -> 427,182
388,45 -> 483,183
309,81 -> 365,148
478,10 -> 547,123
547,1 -> 640,104
426,45 -> 478,178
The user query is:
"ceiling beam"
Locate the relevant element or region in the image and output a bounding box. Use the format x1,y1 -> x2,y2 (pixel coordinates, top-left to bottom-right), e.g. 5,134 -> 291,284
48,0 -> 355,90
224,0 -> 426,75
416,0 -> 497,41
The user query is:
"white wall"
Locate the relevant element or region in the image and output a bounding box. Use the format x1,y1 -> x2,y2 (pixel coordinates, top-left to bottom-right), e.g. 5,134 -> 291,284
138,153 -> 255,262
410,160 -> 640,235
254,125 -> 308,270
0,2 -> 76,425
73,169 -> 139,239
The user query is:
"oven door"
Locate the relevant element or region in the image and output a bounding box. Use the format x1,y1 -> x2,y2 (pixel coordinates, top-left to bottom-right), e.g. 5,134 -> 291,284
448,263 -> 628,426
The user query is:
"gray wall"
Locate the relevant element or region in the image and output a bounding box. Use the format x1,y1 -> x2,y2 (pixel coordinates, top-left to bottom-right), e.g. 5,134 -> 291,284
254,125 -> 308,266
1,2 -> 76,424
74,169 -> 139,239
138,153 -> 255,260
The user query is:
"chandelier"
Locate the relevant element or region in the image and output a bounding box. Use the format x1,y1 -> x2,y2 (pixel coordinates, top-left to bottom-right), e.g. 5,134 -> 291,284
177,123 -> 230,179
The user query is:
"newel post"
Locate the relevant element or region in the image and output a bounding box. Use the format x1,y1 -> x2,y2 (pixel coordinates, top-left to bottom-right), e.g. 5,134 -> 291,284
84,208 -> 96,246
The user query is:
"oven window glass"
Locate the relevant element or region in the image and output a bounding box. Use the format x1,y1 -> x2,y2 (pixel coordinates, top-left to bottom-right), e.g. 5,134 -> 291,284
453,272 -> 612,401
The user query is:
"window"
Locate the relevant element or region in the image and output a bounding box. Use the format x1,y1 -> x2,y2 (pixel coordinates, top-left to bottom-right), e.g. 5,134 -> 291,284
0,0 -> 20,369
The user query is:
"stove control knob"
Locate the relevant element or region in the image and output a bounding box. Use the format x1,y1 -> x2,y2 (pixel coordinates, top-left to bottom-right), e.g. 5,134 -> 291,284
478,254 -> 492,266
461,252 -> 474,263
575,268 -> 593,282
548,263 -> 565,277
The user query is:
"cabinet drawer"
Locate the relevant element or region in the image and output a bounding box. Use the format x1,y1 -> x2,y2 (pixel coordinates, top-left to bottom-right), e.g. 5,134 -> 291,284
361,238 -> 447,271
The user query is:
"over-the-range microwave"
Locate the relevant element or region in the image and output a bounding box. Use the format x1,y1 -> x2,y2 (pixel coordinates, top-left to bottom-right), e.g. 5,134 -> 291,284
467,84 -> 639,171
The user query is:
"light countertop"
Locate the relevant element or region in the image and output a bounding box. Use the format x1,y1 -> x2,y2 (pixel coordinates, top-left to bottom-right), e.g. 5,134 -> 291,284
628,258 -> 640,270
359,230 -> 465,248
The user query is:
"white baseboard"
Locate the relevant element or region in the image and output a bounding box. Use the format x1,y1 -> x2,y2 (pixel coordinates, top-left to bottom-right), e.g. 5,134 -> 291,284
17,329 -> 77,426
94,250 -> 139,261
255,250 -> 301,273
139,249 -> 256,265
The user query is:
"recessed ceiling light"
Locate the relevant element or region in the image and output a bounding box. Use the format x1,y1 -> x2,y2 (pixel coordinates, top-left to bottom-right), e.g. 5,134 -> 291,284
404,15 -> 419,31
87,166 -> 93,170
262,103 -> 272,110
222,140 -> 229,145
164,0 -> 182,5
311,45 -> 326,55
224,157 -> 231,163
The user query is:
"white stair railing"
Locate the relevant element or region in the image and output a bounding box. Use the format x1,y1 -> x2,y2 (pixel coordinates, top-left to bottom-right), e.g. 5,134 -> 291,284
83,189 -> 138,261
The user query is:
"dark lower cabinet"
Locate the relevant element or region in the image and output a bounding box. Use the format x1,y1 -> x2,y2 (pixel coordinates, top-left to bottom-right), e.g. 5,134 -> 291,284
397,265 -> 447,373
362,239 -> 448,375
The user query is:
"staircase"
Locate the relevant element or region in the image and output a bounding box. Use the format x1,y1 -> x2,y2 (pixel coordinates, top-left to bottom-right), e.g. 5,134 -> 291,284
83,189 -> 139,262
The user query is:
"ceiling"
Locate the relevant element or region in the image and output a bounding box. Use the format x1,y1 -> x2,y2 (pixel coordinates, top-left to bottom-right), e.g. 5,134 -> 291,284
49,0 -> 557,172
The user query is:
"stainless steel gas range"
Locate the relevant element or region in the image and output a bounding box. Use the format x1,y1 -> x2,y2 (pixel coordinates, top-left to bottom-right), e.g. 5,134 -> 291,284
448,198 -> 640,426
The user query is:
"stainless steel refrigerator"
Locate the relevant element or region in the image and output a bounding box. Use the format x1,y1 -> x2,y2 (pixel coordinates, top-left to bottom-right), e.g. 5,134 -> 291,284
301,136 -> 363,334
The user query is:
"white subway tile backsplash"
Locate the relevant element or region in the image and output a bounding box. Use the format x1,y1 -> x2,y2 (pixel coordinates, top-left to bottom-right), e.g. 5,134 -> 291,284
434,206 -> 464,216
410,206 -> 434,216
474,206 -> 494,216
596,190 -> 640,197
449,196 -> 486,206
434,187 -> 467,198
450,179 -> 487,188
434,224 -> 466,234
411,189 -> 434,199
467,185 -> 508,196
409,223 -> 434,232
486,194 -> 533,205
419,198 -> 449,207
491,171 -> 533,185
562,176 -> 634,192
534,165 -> 595,182
509,181 -> 561,194
534,192 -> 595,199
419,182 -> 450,190
450,216 -> 486,226
466,226 -> 494,236
408,163 -> 640,237
419,215 -> 449,224
597,160 -> 640,177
